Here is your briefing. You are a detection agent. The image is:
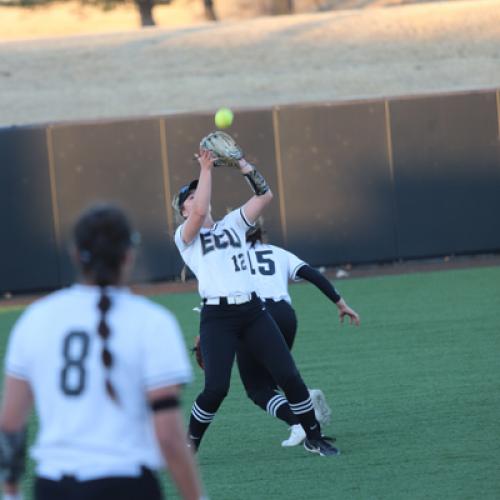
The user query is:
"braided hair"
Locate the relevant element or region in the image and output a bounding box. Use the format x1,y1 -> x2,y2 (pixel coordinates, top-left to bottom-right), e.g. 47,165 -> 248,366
246,226 -> 263,248
74,204 -> 133,403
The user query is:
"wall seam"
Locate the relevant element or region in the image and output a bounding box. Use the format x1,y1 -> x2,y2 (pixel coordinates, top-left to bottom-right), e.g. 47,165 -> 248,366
496,90 -> 500,140
159,118 -> 175,237
45,126 -> 63,286
384,100 -> 400,260
272,107 -> 288,246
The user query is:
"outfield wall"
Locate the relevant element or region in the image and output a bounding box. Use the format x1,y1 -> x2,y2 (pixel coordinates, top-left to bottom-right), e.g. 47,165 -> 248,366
1,89 -> 500,293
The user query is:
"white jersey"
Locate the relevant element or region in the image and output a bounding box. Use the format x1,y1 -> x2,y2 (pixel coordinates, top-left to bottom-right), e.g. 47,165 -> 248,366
246,242 -> 306,304
5,284 -> 193,481
175,208 -> 256,298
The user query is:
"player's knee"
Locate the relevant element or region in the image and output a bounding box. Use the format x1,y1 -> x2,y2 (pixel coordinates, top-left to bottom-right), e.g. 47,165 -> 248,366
283,330 -> 296,350
203,385 -> 229,405
246,388 -> 269,407
278,371 -> 302,394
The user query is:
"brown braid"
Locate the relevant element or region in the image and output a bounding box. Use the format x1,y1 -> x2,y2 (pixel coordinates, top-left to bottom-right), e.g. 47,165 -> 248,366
97,288 -> 118,402
74,204 -> 134,404
246,226 -> 263,248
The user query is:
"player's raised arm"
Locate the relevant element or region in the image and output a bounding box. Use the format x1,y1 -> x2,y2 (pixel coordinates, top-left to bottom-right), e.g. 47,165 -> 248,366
181,149 -> 214,245
239,158 -> 273,225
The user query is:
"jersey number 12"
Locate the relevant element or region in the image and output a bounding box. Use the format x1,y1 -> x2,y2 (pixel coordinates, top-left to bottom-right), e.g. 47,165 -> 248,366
232,251 -> 275,275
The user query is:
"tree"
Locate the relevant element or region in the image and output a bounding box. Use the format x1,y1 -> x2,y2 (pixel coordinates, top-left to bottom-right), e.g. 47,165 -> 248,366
135,0 -> 218,27
203,0 -> 216,21
136,0 -> 156,26
0,0 -> 219,27
270,0 -> 294,15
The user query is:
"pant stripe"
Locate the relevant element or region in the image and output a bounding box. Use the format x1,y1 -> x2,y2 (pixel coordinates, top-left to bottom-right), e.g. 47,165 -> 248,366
192,402 -> 216,423
266,394 -> 287,417
289,398 -> 314,415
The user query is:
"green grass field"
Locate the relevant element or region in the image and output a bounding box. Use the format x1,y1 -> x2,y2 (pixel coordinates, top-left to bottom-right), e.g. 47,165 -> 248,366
1,266 -> 499,499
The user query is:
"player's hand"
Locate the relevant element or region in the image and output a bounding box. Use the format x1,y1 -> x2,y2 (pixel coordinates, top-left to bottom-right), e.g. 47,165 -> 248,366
336,299 -> 360,326
196,148 -> 215,171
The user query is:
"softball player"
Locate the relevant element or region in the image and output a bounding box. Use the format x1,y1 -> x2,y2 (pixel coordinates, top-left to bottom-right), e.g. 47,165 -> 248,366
0,205 -> 205,500
237,226 -> 360,447
174,148 -> 338,457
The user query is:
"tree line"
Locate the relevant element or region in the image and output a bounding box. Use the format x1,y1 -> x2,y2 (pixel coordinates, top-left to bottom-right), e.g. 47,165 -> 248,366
1,0 -> 296,27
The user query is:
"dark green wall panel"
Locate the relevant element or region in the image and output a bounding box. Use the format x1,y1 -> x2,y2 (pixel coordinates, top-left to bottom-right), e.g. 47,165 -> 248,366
390,91 -> 500,258
0,127 -> 59,293
276,101 -> 397,266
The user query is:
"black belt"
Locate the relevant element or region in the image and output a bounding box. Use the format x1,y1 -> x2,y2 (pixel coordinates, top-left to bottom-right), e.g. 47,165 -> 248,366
57,466 -> 152,483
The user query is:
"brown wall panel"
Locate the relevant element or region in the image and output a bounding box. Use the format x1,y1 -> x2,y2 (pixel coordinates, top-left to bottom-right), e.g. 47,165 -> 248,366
390,91 -> 500,258
164,109 -> 284,278
276,102 -> 397,266
50,119 -> 175,284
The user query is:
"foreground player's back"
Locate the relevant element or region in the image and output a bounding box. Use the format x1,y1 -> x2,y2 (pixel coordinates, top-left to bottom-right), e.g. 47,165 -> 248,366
6,283 -> 191,479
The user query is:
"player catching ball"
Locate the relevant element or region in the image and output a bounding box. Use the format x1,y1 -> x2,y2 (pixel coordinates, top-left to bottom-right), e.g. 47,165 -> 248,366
236,225 -> 360,447
0,204 -> 205,500
173,133 -> 338,457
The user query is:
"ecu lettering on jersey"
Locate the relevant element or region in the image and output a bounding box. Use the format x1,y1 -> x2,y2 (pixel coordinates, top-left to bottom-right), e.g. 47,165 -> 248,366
200,228 -> 242,255
174,208 -> 256,299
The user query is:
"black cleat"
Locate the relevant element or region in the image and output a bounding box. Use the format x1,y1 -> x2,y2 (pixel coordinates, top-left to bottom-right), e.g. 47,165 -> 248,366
304,437 -> 340,457
187,434 -> 200,453
321,435 -> 336,443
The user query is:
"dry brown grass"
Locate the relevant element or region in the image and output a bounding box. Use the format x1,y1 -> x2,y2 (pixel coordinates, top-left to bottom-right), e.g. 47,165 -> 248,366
0,0 -> 499,127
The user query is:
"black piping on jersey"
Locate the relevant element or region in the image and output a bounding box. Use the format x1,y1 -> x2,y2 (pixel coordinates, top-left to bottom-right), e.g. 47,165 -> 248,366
178,221 -> 219,250
239,208 -> 254,228
290,262 -> 305,281
4,365 -> 28,382
144,370 -> 192,390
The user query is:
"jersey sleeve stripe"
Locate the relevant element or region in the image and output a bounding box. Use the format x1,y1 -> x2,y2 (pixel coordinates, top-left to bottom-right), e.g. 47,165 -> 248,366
239,208 -> 254,228
5,366 -> 29,381
144,371 -> 193,390
290,262 -> 306,281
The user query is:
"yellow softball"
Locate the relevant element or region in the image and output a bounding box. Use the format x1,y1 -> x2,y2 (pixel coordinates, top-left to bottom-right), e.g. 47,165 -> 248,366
214,108 -> 234,129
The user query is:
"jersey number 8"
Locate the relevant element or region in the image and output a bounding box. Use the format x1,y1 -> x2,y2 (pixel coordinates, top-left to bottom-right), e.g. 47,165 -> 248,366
60,331 -> 90,396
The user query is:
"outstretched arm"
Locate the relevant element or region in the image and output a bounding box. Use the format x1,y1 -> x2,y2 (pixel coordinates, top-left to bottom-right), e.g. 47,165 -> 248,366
239,159 -> 273,225
296,265 -> 360,326
181,149 -> 214,245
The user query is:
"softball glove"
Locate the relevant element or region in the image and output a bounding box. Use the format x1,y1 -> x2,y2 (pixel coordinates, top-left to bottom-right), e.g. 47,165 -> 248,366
200,131 -> 244,168
191,335 -> 204,370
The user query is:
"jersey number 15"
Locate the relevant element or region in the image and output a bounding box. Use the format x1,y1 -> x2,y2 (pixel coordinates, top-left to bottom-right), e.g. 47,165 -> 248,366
232,250 -> 276,276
